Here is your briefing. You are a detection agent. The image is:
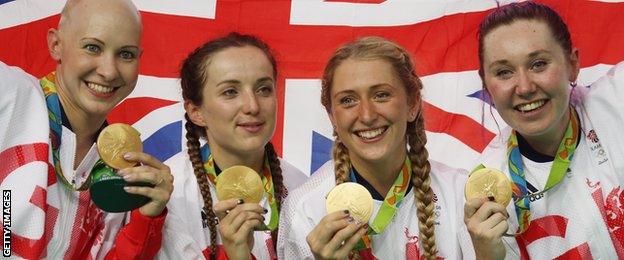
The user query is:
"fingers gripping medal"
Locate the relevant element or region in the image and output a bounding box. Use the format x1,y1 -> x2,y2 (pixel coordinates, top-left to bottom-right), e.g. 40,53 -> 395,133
91,123 -> 151,212
215,166 -> 271,230
326,183 -> 374,223
215,166 -> 264,204
465,167 -> 512,206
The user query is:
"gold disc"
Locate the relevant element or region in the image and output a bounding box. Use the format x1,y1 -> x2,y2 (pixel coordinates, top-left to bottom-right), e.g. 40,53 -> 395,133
97,123 -> 143,170
325,182 -> 374,223
465,167 -> 512,206
216,166 -> 264,204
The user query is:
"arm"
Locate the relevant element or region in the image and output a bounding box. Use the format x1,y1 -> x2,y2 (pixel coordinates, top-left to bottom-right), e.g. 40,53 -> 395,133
104,209 -> 166,260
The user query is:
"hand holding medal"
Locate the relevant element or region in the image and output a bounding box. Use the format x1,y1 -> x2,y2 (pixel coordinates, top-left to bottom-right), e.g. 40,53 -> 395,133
306,183 -> 371,260
213,166 -> 270,259
91,123 -> 173,217
463,167 -> 511,259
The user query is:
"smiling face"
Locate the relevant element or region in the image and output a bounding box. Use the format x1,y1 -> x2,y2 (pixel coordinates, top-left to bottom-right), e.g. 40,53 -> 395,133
328,58 -> 417,167
482,19 -> 579,144
186,46 -> 277,157
48,0 -> 142,118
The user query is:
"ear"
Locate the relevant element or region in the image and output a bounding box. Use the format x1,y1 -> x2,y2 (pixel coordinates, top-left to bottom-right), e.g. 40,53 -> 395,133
407,92 -> 419,122
327,109 -> 337,130
184,101 -> 207,127
568,48 -> 580,83
47,28 -> 62,62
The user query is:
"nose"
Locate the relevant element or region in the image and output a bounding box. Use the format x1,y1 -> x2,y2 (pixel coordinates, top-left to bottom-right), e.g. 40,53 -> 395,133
514,70 -> 536,98
96,54 -> 120,82
358,99 -> 377,125
242,90 -> 260,115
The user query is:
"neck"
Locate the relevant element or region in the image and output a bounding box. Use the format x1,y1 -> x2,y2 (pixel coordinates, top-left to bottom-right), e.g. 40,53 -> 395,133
210,144 -> 265,175
521,108 -> 571,157
350,149 -> 406,197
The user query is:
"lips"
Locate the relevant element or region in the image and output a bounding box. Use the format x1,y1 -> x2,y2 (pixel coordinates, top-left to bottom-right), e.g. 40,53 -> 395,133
238,122 -> 265,133
515,99 -> 547,113
85,81 -> 118,98
354,126 -> 388,140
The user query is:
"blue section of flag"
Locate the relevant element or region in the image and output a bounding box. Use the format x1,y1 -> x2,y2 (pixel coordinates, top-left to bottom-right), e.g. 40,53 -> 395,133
143,121 -> 182,162
0,0 -> 15,5
311,131 -> 332,174
467,89 -> 494,107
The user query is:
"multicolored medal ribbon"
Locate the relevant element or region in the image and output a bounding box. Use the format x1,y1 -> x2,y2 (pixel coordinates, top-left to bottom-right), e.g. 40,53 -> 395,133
40,72 -> 91,191
507,107 -> 580,234
201,147 -> 279,231
352,157 -> 412,251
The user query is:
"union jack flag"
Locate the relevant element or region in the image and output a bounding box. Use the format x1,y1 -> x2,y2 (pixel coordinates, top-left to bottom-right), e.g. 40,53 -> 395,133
1,0 -> 623,174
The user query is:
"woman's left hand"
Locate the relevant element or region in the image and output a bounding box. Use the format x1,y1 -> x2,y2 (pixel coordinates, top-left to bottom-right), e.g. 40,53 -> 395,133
117,152 -> 174,217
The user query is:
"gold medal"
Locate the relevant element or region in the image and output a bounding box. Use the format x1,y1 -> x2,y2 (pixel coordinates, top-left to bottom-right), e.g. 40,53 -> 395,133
326,182 -> 374,223
216,166 -> 264,203
97,123 -> 142,170
465,167 -> 512,206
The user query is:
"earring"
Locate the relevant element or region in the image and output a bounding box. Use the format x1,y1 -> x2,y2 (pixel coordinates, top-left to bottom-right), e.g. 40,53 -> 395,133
570,81 -> 577,88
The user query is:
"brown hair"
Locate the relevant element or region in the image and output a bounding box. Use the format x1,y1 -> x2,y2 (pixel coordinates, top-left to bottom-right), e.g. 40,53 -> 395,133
180,32 -> 285,258
477,1 -> 572,81
321,37 -> 437,259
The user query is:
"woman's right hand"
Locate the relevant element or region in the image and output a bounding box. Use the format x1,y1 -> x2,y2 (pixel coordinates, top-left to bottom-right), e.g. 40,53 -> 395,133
464,197 -> 509,260
214,198 -> 266,260
306,210 -> 368,260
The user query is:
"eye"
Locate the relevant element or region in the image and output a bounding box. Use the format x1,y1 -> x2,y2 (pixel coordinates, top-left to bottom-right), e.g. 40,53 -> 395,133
373,91 -> 391,101
84,44 -> 101,54
222,88 -> 238,98
531,60 -> 548,72
119,50 -> 137,60
495,69 -> 513,80
256,84 -> 274,97
338,96 -> 357,107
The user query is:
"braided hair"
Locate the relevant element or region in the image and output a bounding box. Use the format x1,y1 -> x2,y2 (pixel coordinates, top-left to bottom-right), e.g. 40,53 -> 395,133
321,37 -> 438,259
180,32 -> 285,258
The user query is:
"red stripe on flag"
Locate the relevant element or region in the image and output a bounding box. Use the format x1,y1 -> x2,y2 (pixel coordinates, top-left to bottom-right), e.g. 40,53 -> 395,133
423,102 -> 495,152
107,97 -> 178,125
0,143 -> 49,183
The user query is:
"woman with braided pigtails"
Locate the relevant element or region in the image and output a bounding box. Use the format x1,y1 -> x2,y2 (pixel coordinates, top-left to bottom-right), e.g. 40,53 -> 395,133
277,37 -> 472,259
157,33 -> 307,259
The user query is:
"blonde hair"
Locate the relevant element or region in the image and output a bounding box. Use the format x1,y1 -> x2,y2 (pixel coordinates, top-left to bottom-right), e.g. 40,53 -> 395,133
321,37 -> 437,259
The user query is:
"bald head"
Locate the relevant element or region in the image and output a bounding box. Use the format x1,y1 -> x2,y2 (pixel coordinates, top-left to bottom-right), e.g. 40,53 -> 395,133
58,0 -> 142,35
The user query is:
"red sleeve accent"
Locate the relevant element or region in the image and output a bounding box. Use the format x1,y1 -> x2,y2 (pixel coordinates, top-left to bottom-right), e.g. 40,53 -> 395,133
104,208 -> 167,260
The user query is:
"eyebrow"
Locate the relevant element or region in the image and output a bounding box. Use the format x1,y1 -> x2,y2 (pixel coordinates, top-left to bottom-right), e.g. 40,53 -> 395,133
488,49 -> 551,69
332,83 -> 391,99
80,37 -> 140,50
216,76 -> 274,87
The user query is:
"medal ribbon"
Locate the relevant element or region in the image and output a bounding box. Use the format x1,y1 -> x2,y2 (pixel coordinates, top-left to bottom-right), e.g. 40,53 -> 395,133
201,148 -> 279,231
352,157 -> 412,250
40,72 -> 91,191
507,107 -> 580,234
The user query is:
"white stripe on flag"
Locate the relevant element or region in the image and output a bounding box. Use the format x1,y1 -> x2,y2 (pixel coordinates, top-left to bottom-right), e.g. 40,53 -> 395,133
0,0 -> 63,29
290,0 -> 502,27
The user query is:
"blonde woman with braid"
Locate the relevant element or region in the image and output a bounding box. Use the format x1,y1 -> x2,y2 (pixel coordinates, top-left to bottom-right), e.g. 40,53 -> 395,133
157,33 -> 307,259
277,37 -> 471,259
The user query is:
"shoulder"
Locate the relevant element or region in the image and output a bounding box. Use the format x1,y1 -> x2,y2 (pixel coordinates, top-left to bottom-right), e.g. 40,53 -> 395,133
477,127 -> 512,171
429,160 -> 468,198
278,158 -> 309,191
0,62 -> 40,97
282,161 -> 335,214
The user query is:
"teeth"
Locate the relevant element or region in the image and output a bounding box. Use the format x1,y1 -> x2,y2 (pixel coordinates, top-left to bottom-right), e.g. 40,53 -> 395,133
516,100 -> 545,112
87,82 -> 114,94
357,128 -> 386,139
